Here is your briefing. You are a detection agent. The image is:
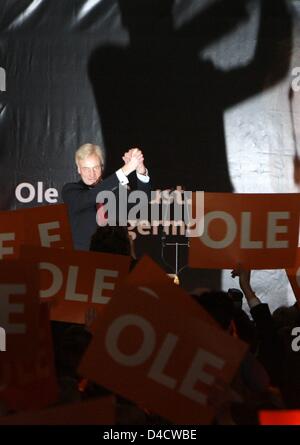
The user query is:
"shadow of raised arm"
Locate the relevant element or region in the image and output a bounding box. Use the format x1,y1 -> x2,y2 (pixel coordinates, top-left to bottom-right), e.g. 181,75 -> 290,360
220,0 -> 292,109
177,0 -> 252,53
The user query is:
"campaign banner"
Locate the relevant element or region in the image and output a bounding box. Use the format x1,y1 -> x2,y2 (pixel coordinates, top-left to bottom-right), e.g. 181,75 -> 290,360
126,256 -> 217,326
20,204 -> 73,249
0,204 -> 73,261
21,246 -> 131,324
189,193 -> 300,269
79,257 -> 248,424
0,304 -> 58,412
259,410 -> 300,425
0,261 -> 40,357
0,211 -> 24,260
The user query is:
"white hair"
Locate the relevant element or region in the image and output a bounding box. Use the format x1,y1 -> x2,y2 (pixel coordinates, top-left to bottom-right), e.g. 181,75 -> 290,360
75,143 -> 105,167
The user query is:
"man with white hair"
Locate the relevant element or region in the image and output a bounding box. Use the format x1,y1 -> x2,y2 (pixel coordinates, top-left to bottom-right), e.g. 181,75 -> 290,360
62,143 -> 150,250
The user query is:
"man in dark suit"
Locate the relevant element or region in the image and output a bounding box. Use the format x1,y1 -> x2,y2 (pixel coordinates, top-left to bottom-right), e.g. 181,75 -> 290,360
62,143 -> 150,250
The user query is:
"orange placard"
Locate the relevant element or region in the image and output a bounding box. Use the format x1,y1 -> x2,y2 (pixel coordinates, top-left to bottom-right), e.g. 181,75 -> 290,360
0,211 -> 24,260
87,255 -> 217,337
0,261 -> 40,357
0,396 -> 115,425
0,303 -> 58,412
259,410 -> 300,425
0,205 -> 73,261
286,248 -> 300,304
189,193 -> 300,269
79,257 -> 248,424
126,256 -> 217,327
21,246 -> 131,324
20,204 -> 73,249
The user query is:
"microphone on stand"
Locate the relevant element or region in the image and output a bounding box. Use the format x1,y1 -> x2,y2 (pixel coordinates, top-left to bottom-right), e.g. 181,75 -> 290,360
161,186 -> 175,241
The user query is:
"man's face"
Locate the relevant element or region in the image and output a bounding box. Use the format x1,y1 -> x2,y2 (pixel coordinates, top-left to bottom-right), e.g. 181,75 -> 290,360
77,154 -> 102,186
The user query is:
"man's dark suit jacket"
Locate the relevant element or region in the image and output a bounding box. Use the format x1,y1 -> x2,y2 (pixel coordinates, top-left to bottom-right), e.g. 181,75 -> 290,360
62,172 -> 151,251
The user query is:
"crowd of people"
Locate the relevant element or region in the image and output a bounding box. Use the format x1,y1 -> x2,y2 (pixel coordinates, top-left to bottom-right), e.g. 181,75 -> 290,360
1,143 -> 299,425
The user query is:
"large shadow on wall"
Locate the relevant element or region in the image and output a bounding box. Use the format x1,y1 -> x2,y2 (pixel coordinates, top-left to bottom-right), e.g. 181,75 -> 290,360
89,0 -> 291,288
